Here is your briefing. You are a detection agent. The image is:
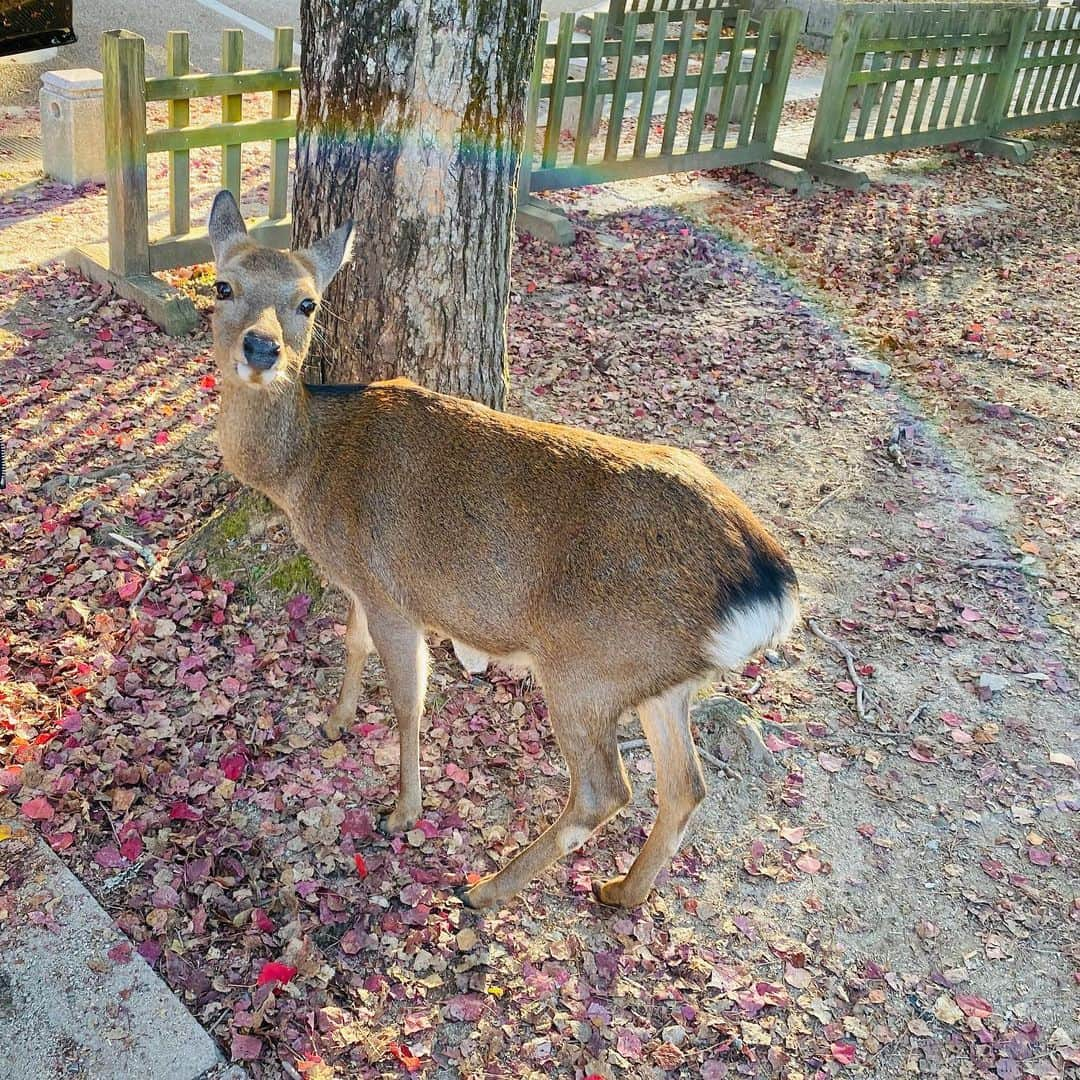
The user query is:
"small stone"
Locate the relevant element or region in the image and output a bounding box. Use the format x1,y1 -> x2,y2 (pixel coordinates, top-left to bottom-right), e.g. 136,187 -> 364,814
849,357 -> 892,378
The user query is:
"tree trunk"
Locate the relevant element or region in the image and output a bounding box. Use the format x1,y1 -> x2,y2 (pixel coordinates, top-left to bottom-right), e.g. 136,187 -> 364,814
293,0 -> 541,409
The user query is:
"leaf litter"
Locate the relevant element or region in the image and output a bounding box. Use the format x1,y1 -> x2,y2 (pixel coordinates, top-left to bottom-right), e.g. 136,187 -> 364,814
1,126 -> 1079,1078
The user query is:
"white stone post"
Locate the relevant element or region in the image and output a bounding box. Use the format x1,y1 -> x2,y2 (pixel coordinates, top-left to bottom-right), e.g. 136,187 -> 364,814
40,69 -> 106,185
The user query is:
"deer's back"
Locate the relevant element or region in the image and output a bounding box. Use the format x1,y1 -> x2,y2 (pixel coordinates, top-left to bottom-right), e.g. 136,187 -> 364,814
298,380 -> 795,696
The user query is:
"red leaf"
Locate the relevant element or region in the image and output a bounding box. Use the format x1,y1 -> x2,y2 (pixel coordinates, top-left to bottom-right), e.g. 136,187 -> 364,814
1027,845 -> 1052,867
252,908 -> 274,933
168,801 -> 201,821
153,431 -> 169,445
354,853 -> 368,878
831,1040 -> 857,1065
199,374 -> 216,390
230,1034 -> 263,1062
388,1043 -> 423,1073
256,961 -> 297,987
20,796 -> 54,821
47,831 -> 74,850
954,994 -> 992,1019
220,753 -> 246,781
119,835 -> 143,861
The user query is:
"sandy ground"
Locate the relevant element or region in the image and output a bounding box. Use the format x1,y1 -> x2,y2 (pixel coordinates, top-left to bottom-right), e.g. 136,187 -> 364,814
1,106 -> 1078,1080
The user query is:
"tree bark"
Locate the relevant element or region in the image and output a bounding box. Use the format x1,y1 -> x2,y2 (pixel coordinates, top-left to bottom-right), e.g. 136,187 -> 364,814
293,0 -> 541,408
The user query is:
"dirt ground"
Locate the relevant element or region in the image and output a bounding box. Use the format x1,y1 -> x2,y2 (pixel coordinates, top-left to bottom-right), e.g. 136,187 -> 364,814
2,123 -> 1078,1078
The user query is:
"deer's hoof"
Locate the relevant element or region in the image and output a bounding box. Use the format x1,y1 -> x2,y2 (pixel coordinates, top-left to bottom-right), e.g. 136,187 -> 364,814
456,875 -> 498,909
321,712 -> 350,740
379,806 -> 419,836
592,875 -> 647,909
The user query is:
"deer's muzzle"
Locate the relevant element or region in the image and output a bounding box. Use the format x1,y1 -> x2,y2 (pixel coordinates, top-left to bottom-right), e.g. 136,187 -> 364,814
242,331 -> 281,371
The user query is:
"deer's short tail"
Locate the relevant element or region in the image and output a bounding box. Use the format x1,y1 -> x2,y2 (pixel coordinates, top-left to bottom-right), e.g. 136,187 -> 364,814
704,550 -> 799,671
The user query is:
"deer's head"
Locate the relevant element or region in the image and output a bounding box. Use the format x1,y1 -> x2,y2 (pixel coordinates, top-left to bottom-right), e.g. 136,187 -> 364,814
207,190 -> 353,388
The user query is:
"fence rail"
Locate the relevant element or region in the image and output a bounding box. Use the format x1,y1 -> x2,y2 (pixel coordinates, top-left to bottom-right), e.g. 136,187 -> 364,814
806,1 -> 1080,169
520,5 -> 802,195
999,2 -> 1080,129
101,25 -> 297,279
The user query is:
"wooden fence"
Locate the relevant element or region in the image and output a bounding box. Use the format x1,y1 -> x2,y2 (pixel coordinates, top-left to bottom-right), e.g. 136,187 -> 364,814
103,26 -> 297,277
69,27 -> 298,332
999,2 -> 1080,131
805,2 -> 1080,172
519,5 -> 803,197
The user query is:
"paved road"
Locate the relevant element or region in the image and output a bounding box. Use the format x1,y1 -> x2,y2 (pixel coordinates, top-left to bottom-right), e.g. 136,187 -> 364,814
1,0 -> 583,105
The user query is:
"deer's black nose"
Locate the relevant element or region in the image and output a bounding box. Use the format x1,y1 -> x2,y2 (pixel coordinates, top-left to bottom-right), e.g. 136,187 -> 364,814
242,331 -> 281,370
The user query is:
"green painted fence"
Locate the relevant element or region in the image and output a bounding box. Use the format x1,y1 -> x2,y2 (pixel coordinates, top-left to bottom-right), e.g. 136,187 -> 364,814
999,2 -> 1080,130
806,2 -> 1080,166
100,26 -> 297,279
520,5 -> 803,196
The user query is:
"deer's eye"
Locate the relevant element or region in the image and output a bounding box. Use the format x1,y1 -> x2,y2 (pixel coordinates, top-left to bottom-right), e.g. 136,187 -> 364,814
298,298 -> 316,317
215,281 -> 233,300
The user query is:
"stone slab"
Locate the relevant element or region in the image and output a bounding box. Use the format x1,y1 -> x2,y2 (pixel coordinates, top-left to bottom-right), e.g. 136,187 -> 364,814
0,822 -> 226,1080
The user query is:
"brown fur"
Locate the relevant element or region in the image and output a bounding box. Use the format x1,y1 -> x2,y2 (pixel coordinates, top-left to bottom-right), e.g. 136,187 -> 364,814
208,191 -> 798,910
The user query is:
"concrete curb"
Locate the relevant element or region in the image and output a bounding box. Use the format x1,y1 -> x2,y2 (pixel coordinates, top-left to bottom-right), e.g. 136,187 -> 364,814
0,822 -> 233,1080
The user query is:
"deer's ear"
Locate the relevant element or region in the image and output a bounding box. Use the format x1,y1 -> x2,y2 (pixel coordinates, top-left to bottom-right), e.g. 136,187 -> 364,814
301,220 -> 354,293
208,189 -> 248,264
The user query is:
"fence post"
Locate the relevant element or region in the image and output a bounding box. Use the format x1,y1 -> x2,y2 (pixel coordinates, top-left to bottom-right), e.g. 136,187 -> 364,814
268,26 -> 294,220
977,6 -> 1034,134
752,7 -> 802,150
166,31 -> 190,237
221,29 -> 244,198
806,9 -> 866,163
101,30 -> 149,276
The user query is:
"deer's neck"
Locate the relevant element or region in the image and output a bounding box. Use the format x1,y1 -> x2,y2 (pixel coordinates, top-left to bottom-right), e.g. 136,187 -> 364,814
217,373 -> 310,509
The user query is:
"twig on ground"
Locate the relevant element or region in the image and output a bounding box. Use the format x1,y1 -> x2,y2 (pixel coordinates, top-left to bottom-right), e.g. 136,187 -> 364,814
807,617 -> 873,723
76,289 -> 110,320
620,736 -> 743,780
108,532 -> 168,615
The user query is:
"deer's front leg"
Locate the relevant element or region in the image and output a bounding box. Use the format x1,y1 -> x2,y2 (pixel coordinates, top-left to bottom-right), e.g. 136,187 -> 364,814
368,607 -> 429,834
322,593 -> 373,740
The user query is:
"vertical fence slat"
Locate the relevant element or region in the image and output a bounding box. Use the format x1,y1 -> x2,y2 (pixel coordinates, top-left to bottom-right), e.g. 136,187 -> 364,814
752,7 -> 800,148
737,9 -> 774,146
1052,8 -> 1080,110
604,12 -> 638,161
268,26 -> 293,220
1038,7 -> 1067,112
634,11 -> 669,157
574,12 -> 607,165
221,29 -> 244,198
943,43 -> 974,128
854,46 -> 887,139
543,13 -> 575,168
166,31 -> 189,237
892,27 -> 925,138
807,9 -> 865,161
873,44 -> 907,138
662,14 -> 696,155
1013,23 -> 1040,116
102,30 -> 149,276
1027,14 -> 1055,112
687,10 -> 723,153
911,40 -> 942,131
712,8 -> 749,150
521,14 -> 547,197
927,43 -> 959,129
1049,8 -> 1076,110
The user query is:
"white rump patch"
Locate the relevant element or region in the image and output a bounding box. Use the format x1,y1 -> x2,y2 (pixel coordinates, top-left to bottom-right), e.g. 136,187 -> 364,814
705,590 -> 799,671
452,640 -> 491,675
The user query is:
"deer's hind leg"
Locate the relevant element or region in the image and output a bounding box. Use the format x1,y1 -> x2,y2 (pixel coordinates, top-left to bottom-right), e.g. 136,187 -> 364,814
593,681 -> 706,909
461,688 -> 631,910
323,592 -> 374,740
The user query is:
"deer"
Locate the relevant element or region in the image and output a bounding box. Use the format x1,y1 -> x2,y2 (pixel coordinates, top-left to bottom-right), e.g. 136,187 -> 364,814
207,190 -> 799,911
